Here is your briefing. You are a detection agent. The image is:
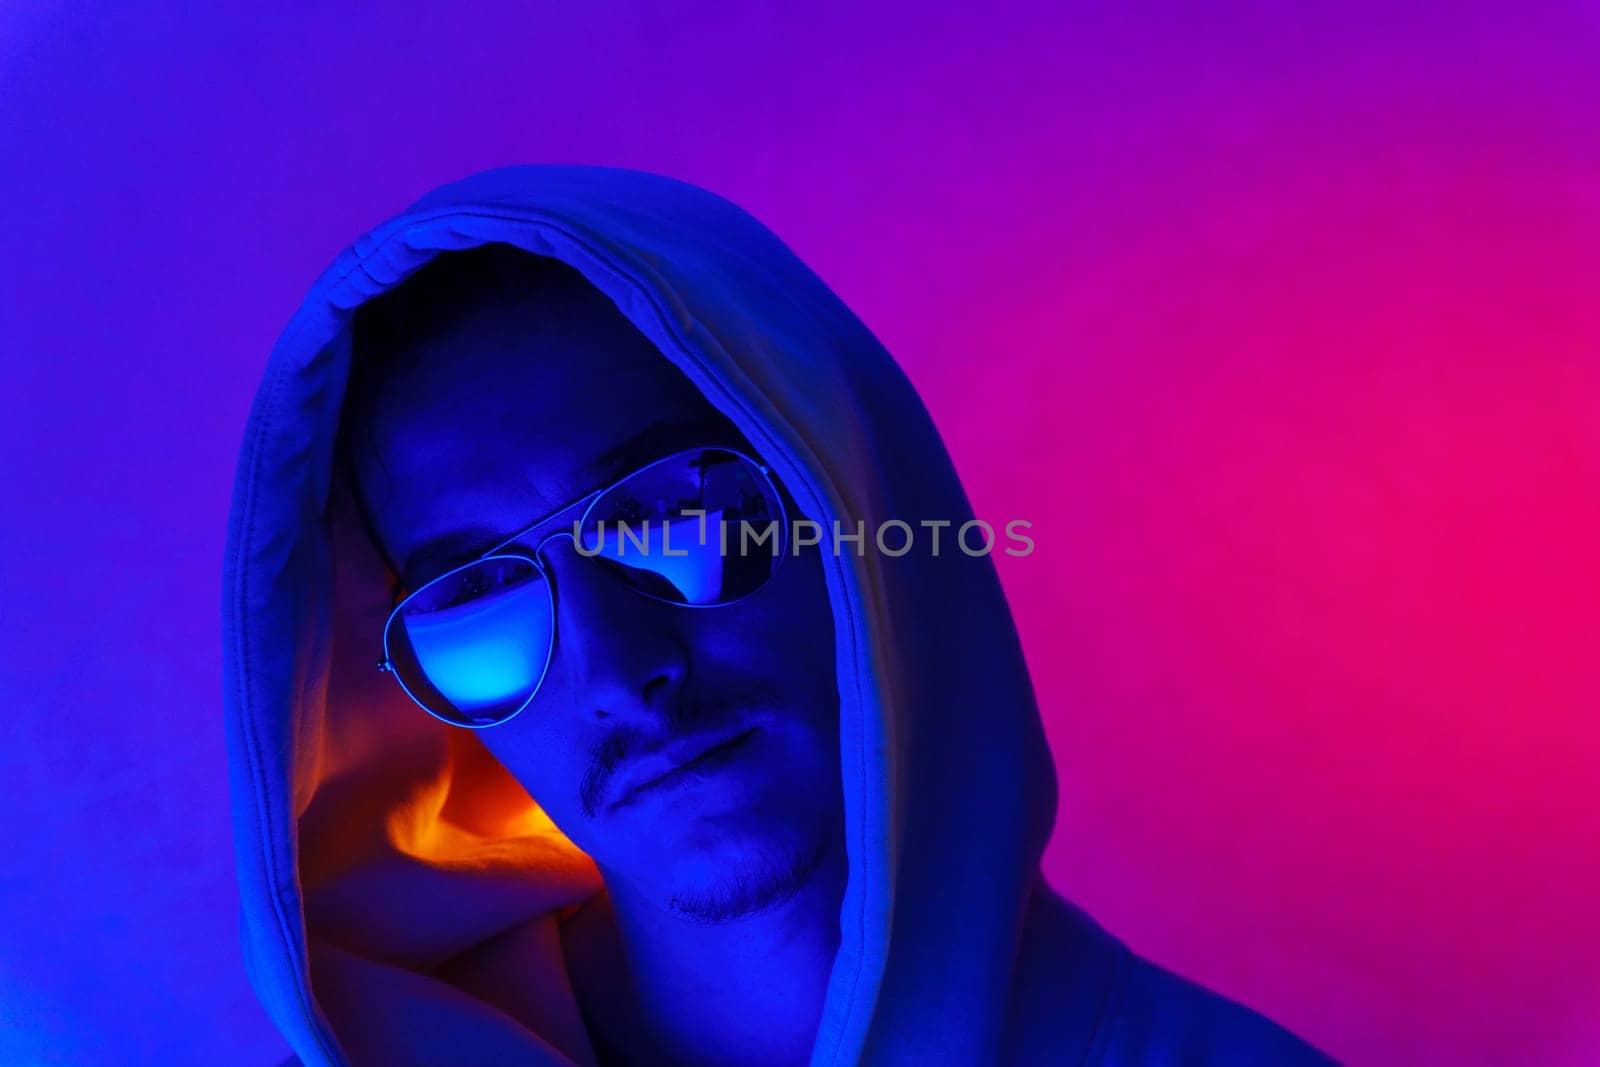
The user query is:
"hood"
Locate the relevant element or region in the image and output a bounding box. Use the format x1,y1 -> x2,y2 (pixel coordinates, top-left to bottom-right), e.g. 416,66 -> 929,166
222,164 -> 1057,1065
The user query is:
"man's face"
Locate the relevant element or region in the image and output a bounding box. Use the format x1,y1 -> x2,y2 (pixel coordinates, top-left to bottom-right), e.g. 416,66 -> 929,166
350,272 -> 843,921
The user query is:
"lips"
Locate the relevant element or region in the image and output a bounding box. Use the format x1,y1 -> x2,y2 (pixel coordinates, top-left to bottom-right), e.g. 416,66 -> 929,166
607,726 -> 760,811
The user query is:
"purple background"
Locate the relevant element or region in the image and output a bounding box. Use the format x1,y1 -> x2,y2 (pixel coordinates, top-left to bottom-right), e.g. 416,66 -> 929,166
6,4 -> 1599,1063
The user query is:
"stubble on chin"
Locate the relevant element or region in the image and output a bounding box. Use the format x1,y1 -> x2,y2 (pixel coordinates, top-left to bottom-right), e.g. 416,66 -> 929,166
665,822 -> 839,924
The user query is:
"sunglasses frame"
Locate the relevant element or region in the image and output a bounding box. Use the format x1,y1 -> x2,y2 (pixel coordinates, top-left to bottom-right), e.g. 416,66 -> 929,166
377,446 -> 788,729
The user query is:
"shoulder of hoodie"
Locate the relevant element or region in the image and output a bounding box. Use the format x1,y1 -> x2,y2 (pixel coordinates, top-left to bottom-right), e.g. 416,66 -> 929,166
1003,886 -> 1338,1066
1093,951 -> 1337,1066
274,895 -> 1336,1067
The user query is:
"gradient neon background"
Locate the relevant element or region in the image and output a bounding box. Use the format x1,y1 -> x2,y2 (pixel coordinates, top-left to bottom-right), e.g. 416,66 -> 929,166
5,4 -> 1598,1064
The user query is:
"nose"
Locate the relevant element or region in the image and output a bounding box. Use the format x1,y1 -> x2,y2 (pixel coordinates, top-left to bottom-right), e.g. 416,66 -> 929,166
539,537 -> 690,726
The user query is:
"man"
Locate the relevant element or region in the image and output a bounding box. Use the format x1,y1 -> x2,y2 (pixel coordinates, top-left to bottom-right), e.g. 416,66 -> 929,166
344,245 -> 847,1065
223,166 -> 1332,1065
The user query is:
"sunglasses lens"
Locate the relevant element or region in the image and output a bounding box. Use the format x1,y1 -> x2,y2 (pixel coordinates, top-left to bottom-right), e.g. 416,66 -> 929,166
384,555 -> 552,727
579,448 -> 786,605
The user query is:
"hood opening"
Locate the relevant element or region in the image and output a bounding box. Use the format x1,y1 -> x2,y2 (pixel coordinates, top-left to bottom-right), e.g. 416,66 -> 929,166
223,166 -> 1056,1066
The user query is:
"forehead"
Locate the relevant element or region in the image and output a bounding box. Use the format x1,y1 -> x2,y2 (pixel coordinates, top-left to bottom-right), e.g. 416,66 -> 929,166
355,278 -> 741,584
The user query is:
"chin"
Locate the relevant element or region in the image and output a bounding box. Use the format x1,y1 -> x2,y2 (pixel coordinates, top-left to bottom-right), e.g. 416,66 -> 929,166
654,814 -> 834,923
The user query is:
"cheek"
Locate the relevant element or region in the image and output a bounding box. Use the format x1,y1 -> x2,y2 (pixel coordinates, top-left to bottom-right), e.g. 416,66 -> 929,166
478,710 -> 592,827
690,550 -> 839,712
746,550 -> 836,664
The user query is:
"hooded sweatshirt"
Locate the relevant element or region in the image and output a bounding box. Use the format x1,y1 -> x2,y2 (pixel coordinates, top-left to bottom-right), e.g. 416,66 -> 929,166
222,165 -> 1334,1066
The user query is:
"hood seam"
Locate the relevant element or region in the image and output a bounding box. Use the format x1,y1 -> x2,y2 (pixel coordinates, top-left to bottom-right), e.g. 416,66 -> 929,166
230,357 -> 344,1067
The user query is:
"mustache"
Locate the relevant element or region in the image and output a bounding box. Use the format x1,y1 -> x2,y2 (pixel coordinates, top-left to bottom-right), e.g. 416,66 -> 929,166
578,684 -> 784,818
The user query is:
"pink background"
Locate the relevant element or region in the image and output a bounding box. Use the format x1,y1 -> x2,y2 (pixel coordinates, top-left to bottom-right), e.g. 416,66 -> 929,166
5,4 -> 1597,1063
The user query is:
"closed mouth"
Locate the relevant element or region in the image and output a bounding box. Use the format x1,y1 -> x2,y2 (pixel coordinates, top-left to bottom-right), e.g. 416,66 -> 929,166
610,726 -> 761,810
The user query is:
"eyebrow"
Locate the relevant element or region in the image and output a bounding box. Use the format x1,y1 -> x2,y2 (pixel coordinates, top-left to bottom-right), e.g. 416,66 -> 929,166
399,415 -> 743,587
400,524 -> 504,590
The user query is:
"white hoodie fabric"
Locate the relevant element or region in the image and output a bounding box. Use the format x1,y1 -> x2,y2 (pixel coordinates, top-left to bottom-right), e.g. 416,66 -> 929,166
222,164 -> 1332,1065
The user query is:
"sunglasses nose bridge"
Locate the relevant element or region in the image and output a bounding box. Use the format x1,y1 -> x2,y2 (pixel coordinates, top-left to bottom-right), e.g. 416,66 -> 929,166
531,527 -> 572,555
532,524 -> 597,576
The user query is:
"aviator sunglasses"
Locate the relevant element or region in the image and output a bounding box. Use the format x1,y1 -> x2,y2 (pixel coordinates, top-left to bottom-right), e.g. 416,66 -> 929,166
377,446 -> 789,728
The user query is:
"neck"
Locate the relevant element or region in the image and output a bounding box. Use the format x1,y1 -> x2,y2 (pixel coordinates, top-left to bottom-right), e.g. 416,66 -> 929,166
569,846 -> 846,1067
